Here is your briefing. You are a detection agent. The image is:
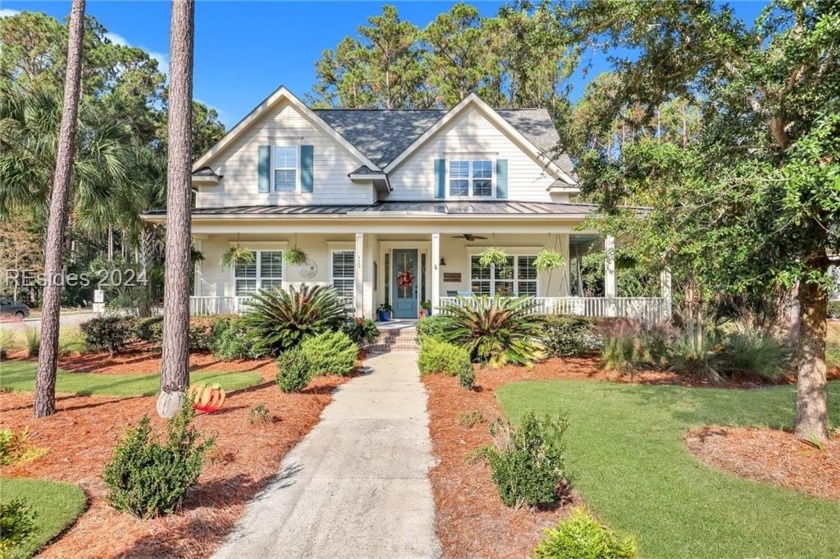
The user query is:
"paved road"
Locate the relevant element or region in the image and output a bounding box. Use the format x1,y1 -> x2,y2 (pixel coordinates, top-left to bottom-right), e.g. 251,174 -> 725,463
0,312 -> 96,332
213,351 -> 441,559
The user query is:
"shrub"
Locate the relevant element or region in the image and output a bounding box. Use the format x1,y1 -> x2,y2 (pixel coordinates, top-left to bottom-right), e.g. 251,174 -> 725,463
276,347 -> 311,393
80,316 -> 131,358
0,329 -> 13,360
482,412 -> 568,508
532,507 -> 637,559
299,331 -> 358,376
458,361 -> 476,390
542,316 -> 601,358
828,300 -> 840,319
209,316 -> 263,360
188,318 -> 215,351
416,315 -> 448,343
102,400 -> 215,518
0,427 -> 44,466
417,337 -> 472,376
341,317 -> 379,345
24,328 -> 40,358
244,284 -> 347,356
248,403 -> 271,425
0,498 -> 38,556
718,327 -> 791,381
134,316 -> 164,343
438,296 -> 546,367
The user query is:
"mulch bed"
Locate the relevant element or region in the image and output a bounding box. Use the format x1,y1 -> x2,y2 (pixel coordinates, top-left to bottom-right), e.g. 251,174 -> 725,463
423,356 -> 840,558
0,354 -> 349,558
686,426 -> 840,502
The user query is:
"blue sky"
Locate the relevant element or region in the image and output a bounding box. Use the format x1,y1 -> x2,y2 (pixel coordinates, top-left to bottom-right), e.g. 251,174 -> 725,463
2,1 -> 768,129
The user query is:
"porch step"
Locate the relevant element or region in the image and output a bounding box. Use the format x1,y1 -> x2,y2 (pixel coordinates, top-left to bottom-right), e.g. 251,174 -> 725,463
367,326 -> 419,353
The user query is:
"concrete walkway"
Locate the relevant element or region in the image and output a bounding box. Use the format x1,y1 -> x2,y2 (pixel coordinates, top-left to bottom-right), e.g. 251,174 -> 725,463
213,351 -> 441,559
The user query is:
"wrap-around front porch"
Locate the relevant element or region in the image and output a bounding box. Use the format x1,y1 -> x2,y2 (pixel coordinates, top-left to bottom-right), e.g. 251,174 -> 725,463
189,230 -> 672,324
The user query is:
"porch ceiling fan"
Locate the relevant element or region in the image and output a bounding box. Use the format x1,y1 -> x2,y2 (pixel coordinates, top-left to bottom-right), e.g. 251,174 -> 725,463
452,234 -> 487,242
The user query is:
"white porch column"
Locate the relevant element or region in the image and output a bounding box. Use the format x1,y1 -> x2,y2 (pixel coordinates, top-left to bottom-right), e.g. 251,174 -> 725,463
354,233 -> 364,318
431,232 -> 441,311
193,239 -> 203,297
660,268 -> 672,321
604,235 -> 616,317
363,234 -> 377,318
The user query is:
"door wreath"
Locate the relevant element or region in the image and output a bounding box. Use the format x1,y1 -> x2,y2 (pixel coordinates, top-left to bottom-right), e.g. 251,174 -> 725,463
397,270 -> 414,288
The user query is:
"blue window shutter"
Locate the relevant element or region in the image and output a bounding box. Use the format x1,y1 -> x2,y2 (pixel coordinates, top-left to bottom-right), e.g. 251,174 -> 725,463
495,159 -> 508,199
434,159 -> 446,199
258,145 -> 270,193
300,145 -> 314,193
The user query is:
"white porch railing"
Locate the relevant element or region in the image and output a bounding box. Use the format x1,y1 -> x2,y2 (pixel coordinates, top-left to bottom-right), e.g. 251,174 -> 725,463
437,296 -> 670,324
189,295 -> 356,316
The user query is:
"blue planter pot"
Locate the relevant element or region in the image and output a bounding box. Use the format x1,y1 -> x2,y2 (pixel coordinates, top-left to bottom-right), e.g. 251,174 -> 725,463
377,310 -> 391,322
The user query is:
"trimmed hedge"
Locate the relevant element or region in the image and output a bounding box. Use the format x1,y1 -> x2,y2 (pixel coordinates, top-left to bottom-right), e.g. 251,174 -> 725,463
541,316 -> 601,358
418,337 -> 472,376
299,331 -> 359,376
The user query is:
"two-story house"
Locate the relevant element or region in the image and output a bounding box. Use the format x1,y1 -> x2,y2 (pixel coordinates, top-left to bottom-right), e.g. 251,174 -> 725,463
142,86 -> 670,322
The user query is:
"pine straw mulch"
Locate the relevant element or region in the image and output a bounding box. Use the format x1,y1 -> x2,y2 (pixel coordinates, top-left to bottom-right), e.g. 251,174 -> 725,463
686,426 -> 840,502
423,356 -> 840,558
0,357 -> 350,559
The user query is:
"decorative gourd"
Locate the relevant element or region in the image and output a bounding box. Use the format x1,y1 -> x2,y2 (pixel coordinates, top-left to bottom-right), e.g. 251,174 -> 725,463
189,383 -> 227,413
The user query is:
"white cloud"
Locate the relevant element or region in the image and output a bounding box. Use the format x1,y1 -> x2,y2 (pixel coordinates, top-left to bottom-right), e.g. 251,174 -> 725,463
0,8 -> 20,18
105,31 -> 169,76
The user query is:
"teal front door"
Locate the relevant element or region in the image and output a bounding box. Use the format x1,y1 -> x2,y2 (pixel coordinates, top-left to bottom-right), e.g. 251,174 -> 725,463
392,249 -> 418,319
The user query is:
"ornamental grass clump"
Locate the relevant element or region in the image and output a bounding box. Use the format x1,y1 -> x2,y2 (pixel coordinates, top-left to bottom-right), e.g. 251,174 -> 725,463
438,295 -> 546,367
102,400 -> 215,518
482,412 -> 568,509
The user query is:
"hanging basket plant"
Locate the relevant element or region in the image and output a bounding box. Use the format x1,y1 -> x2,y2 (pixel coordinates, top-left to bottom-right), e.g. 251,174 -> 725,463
534,249 -> 565,272
477,247 -> 510,268
220,245 -> 254,269
284,247 -> 309,266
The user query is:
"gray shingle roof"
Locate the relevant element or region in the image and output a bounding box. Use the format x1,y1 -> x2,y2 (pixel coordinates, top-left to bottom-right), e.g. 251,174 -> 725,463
144,200 -> 596,217
314,107 -> 573,174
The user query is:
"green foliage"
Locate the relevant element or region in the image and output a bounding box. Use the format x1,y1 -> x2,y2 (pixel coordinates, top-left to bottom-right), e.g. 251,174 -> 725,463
532,507 -> 637,559
828,301 -> 840,319
134,316 -> 163,343
244,284 -> 347,356
0,499 -> 38,557
415,315 -> 448,342
208,316 -> 264,361
718,327 -> 791,381
23,328 -> 39,358
187,317 -> 216,352
299,331 -> 359,377
477,247 -> 510,268
0,329 -> 12,360
80,316 -> 131,357
482,412 -> 568,509
102,401 -> 215,518
0,427 -> 44,466
437,296 -> 546,367
341,317 -> 379,345
458,410 -> 484,429
533,249 -> 565,272
458,361 -> 475,390
220,245 -> 254,269
542,316 -> 601,358
417,337 -> 472,376
276,347 -> 311,393
284,248 -> 308,265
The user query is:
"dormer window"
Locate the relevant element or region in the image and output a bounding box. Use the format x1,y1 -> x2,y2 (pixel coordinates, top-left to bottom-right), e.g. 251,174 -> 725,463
274,146 -> 298,192
449,159 -> 493,198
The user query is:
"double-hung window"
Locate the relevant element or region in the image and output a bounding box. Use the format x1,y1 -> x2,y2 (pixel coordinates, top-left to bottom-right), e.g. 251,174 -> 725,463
234,250 -> 284,296
470,254 -> 537,296
449,160 -> 493,198
331,250 -> 355,300
274,146 -> 297,192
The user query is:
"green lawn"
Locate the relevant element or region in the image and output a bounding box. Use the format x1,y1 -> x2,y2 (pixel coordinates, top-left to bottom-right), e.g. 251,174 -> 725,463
497,380 -> 840,559
0,361 -> 262,397
0,477 -> 87,559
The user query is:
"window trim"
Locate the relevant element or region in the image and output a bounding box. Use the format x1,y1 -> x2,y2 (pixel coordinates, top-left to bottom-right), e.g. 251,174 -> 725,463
272,144 -> 300,193
330,249 -> 355,300
447,158 -> 496,199
232,249 -> 285,296
469,253 -> 538,297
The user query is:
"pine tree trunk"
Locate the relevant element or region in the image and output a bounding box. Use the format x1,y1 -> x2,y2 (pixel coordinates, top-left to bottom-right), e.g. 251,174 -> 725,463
33,0 -> 86,419
157,0 -> 195,419
794,271 -> 829,441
